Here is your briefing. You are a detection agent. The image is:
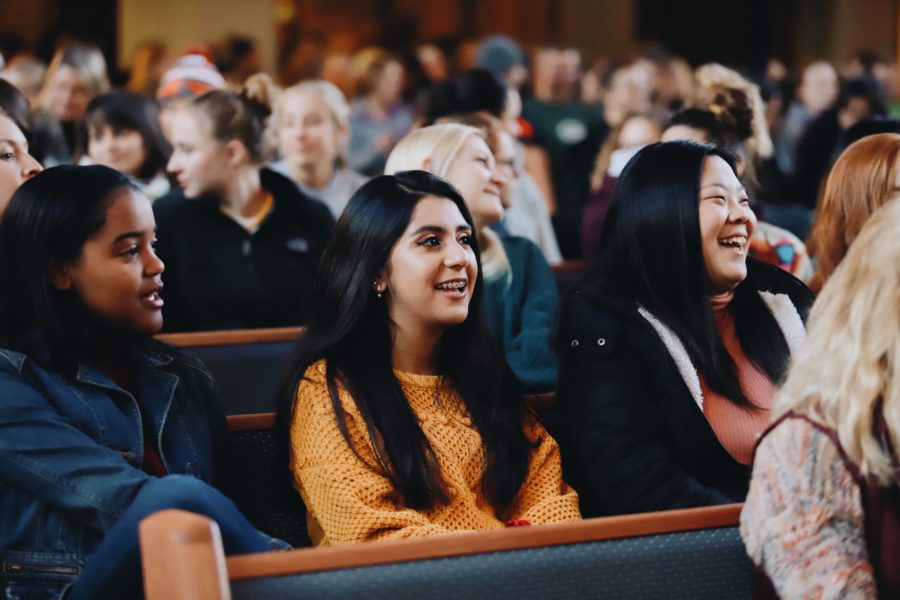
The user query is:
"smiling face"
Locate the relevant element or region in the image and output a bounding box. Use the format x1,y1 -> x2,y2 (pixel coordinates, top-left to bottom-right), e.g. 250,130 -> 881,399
277,90 -> 343,176
52,188 -> 165,336
88,125 -> 148,177
442,135 -> 505,229
166,108 -> 232,198
0,115 -> 42,213
378,195 -> 478,337
698,155 -> 757,294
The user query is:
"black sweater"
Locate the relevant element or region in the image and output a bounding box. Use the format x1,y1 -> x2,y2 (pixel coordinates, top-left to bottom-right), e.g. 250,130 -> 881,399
154,168 -> 335,332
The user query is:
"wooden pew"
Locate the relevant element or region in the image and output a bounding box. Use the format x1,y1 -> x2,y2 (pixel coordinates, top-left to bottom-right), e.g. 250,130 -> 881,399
158,327 -> 302,415
225,412 -> 309,548
141,503 -> 751,600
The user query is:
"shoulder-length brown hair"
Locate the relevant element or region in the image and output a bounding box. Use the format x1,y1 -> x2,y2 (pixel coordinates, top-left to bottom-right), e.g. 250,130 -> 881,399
807,132 -> 900,293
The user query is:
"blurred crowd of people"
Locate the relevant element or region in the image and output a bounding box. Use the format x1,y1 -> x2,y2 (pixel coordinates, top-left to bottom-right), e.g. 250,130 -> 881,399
1,30 -> 900,598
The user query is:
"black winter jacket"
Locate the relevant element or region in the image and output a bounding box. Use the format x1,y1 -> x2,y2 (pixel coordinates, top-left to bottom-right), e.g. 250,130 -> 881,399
556,259 -> 813,517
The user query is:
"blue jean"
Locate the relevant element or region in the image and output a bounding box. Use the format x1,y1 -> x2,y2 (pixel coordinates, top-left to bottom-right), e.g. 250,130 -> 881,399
67,475 -> 286,599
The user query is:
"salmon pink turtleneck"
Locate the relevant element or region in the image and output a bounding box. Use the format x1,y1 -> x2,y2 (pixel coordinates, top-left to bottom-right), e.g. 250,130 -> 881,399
700,291 -> 776,465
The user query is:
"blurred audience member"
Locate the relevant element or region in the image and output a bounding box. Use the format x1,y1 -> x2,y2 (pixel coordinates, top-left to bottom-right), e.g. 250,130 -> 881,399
773,61 -> 838,177
582,109 -> 667,259
422,70 -> 562,263
218,36 -> 263,86
806,132 -> 900,293
125,40 -> 170,98
416,44 -> 449,86
271,79 -> 367,218
33,43 -> 110,166
600,60 -> 654,129
475,35 -> 528,90
0,55 -> 46,104
156,48 -> 226,141
83,90 -> 172,201
792,77 -> 888,221
348,48 -> 414,176
524,47 -> 606,258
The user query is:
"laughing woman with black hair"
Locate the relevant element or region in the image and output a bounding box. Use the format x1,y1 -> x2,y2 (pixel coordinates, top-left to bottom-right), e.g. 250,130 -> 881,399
277,171 -> 579,545
556,141 -> 813,517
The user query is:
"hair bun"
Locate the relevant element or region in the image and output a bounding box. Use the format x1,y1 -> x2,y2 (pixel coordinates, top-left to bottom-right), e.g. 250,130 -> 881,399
240,72 -> 279,120
709,88 -> 754,142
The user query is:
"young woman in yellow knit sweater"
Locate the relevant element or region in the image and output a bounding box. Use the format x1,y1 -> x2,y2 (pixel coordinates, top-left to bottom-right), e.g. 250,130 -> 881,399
276,170 -> 580,545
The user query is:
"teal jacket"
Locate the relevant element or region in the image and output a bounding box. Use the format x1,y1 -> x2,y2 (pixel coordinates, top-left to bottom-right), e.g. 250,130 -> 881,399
483,235 -> 559,392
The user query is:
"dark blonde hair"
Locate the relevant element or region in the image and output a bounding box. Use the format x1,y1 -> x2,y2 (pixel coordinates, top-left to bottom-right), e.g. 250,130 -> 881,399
188,72 -> 278,164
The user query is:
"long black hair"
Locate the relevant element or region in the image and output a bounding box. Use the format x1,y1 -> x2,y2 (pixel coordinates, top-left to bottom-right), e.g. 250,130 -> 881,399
600,141 -> 791,406
275,170 -> 531,510
0,164 -> 138,370
84,90 -> 172,180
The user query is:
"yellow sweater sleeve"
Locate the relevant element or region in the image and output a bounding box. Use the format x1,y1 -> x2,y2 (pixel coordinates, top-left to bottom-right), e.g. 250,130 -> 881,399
506,414 -> 581,524
290,362 -> 453,545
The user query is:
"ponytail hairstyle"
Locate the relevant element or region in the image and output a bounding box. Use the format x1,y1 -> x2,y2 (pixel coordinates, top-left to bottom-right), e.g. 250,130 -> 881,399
189,72 -> 279,164
276,171 -> 530,510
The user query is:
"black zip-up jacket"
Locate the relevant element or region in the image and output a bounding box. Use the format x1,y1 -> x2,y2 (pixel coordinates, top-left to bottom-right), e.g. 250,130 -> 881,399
154,168 -> 335,332
555,259 -> 813,517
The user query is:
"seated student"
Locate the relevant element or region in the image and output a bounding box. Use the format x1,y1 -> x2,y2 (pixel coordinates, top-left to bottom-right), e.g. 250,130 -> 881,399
742,198 -> 900,599
278,171 -> 580,546
155,74 -> 335,332
556,141 -> 813,517
0,165 -> 283,599
0,79 -> 42,211
82,90 -> 173,202
269,79 -> 368,219
806,132 -> 900,293
385,124 -> 559,393
661,106 -> 814,281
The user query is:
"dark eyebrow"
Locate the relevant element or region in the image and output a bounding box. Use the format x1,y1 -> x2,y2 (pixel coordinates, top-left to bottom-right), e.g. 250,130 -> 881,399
701,182 -> 747,195
408,224 -> 473,237
112,231 -> 145,243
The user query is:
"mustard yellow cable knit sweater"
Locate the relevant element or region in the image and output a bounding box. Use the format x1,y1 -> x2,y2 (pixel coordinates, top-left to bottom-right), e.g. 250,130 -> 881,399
290,360 -> 581,546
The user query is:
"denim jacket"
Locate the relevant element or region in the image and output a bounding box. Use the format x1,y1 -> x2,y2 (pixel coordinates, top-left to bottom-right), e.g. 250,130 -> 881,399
0,341 -> 229,599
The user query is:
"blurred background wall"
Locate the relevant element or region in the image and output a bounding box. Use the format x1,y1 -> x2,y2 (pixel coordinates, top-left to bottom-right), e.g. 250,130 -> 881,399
0,0 -> 896,82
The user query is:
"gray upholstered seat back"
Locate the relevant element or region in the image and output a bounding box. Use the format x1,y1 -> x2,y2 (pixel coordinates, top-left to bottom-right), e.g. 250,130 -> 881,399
232,526 -> 752,599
